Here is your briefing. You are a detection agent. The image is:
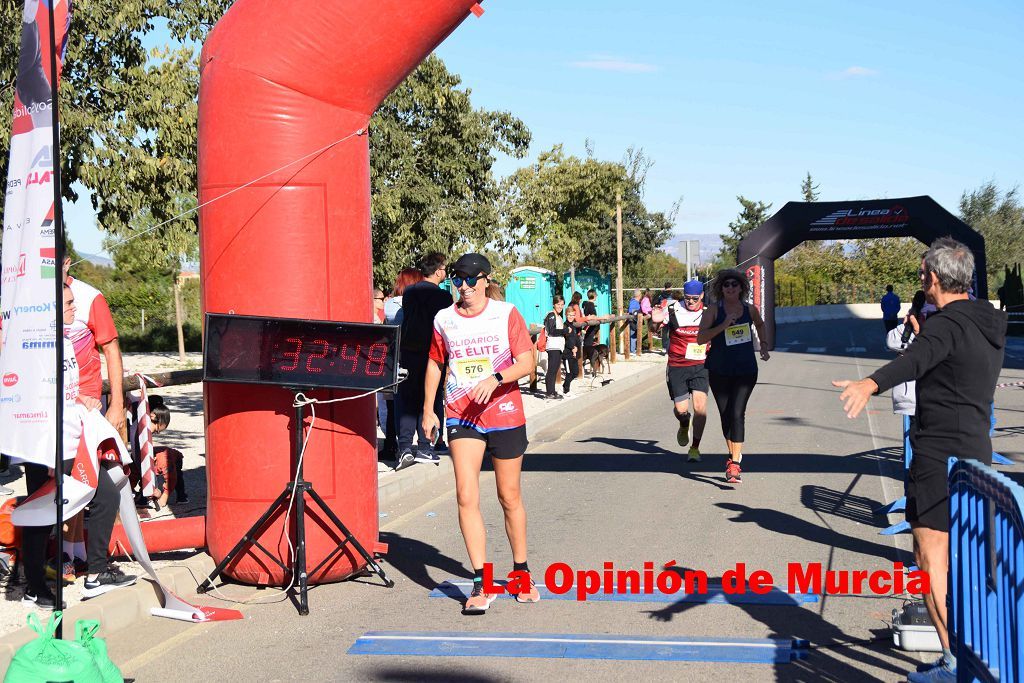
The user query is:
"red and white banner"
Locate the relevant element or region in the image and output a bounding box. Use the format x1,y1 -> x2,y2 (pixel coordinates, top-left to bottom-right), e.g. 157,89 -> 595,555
107,466 -> 241,623
11,405 -> 124,526
0,0 -> 73,466
14,413 -> 240,622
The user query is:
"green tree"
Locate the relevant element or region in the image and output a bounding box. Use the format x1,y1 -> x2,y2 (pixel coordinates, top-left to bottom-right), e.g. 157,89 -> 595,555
959,181 -> 1024,293
1,1 -> 232,265
505,145 -> 675,276
369,54 -> 530,287
717,196 -> 772,266
801,172 -> 820,202
623,251 -> 687,289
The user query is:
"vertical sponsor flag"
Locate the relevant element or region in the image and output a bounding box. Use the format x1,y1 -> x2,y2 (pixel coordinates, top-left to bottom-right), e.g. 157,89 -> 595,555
0,0 -> 73,465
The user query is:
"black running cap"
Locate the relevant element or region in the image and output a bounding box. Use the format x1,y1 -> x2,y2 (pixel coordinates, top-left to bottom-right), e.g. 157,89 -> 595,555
450,253 -> 492,277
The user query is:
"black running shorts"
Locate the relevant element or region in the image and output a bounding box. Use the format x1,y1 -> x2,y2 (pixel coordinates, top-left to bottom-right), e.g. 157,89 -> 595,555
666,365 -> 709,402
907,454 -> 951,532
447,424 -> 528,460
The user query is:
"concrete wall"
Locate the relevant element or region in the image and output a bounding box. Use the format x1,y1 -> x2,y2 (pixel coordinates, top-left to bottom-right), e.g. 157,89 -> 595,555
775,301 -> 1002,324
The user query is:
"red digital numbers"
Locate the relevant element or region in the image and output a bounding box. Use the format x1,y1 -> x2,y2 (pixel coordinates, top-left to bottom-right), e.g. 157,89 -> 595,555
304,339 -> 329,373
365,343 -> 387,376
339,344 -> 360,373
280,337 -> 302,371
278,334 -> 389,378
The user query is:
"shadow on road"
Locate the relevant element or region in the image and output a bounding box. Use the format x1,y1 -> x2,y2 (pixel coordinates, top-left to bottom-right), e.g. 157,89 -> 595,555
800,484 -> 888,528
530,439 -> 904,481
378,531 -> 472,596
645,568 -> 920,682
715,502 -> 902,562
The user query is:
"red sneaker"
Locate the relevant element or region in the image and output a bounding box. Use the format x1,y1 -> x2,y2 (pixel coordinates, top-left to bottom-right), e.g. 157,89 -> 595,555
725,460 -> 742,483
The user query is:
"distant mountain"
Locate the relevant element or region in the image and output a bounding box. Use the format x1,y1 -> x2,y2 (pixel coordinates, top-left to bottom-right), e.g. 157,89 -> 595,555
664,233 -> 723,265
79,251 -> 114,268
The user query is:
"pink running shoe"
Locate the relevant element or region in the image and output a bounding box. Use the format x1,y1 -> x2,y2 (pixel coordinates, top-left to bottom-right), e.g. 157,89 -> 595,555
513,575 -> 541,603
725,459 -> 742,484
463,583 -> 497,614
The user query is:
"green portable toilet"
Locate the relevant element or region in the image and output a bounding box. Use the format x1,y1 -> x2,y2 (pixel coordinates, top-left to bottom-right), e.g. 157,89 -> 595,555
506,266 -> 558,330
563,268 -> 612,344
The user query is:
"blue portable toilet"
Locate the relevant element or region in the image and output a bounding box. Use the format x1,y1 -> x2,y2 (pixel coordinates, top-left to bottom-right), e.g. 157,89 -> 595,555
563,268 -> 612,344
506,266 -> 558,330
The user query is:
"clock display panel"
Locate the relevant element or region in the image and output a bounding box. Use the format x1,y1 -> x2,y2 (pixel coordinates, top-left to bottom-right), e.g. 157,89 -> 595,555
204,313 -> 399,391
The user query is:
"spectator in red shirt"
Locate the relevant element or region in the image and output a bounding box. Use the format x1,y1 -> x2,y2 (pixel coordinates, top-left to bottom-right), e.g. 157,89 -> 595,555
57,255 -> 126,579
63,257 -> 126,438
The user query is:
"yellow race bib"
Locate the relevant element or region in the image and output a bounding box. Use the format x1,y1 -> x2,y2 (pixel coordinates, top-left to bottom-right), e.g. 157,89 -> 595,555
724,323 -> 752,346
684,342 -> 708,360
453,357 -> 494,387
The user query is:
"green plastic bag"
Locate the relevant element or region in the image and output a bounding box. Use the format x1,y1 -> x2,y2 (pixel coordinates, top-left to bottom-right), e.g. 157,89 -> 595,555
75,620 -> 123,683
4,612 -> 104,683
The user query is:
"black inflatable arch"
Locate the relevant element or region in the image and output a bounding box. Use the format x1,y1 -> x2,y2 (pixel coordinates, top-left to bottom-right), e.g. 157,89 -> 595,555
736,195 -> 987,349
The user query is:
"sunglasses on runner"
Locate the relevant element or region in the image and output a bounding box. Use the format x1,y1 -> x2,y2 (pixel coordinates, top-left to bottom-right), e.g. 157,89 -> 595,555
451,274 -> 486,287
722,280 -> 741,288
682,295 -> 701,301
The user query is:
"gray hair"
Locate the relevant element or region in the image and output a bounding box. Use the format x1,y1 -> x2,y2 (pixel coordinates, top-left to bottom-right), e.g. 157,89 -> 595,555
923,237 -> 974,294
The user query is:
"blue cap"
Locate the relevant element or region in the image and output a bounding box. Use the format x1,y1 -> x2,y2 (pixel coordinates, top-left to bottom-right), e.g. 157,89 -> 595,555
683,280 -> 704,296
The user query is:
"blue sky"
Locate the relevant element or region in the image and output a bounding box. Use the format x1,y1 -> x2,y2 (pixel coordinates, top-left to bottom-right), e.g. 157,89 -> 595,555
66,0 -> 1023,256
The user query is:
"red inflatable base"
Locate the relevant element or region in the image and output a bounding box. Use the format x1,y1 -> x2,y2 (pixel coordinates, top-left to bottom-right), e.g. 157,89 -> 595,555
108,516 -> 206,557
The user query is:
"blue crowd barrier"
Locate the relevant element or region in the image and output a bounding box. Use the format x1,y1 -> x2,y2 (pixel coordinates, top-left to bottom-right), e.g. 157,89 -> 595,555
991,402 -> 1015,466
948,458 -> 1024,683
879,415 -> 913,535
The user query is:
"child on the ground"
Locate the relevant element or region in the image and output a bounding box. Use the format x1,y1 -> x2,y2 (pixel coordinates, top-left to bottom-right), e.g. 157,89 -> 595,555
148,396 -> 187,507
132,396 -> 187,510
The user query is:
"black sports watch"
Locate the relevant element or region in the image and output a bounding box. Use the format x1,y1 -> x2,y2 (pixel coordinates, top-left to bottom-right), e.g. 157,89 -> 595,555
493,372 -> 504,385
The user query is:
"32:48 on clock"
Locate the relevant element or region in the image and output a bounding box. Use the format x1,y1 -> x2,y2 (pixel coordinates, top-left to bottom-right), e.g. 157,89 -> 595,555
204,313 -> 400,391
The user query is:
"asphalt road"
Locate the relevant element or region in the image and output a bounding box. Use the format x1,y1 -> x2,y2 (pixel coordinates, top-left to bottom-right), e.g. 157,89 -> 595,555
106,318 -> 1024,682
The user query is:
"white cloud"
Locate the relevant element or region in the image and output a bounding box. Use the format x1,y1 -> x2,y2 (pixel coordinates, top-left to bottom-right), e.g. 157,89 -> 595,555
569,56 -> 657,73
831,66 -> 879,79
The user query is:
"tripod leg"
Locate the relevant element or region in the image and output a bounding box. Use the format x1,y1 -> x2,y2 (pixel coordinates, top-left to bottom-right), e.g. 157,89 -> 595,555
294,485 -> 310,615
198,488 -> 292,594
306,487 -> 395,588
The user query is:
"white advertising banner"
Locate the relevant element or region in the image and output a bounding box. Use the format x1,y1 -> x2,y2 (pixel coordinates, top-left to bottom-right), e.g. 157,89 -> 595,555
0,0 -> 72,466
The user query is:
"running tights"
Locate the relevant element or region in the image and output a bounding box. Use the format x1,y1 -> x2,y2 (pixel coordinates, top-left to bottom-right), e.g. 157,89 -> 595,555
709,373 -> 757,443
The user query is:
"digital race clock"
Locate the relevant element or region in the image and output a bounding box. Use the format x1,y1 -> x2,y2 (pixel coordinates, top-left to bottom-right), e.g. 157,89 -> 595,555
204,313 -> 400,391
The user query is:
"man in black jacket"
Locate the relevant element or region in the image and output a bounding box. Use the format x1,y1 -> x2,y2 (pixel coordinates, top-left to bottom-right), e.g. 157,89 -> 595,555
395,253 -> 453,470
834,237 -> 1006,683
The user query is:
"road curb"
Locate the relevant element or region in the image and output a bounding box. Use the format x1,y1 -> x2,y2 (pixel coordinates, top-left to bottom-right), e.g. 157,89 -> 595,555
0,552 -> 215,671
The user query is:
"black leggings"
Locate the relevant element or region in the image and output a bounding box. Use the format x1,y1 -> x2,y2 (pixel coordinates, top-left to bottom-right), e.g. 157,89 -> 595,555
709,373 -> 757,443
19,462 -> 121,589
85,465 -> 120,574
20,464 -> 52,593
562,353 -> 579,393
545,349 -> 563,395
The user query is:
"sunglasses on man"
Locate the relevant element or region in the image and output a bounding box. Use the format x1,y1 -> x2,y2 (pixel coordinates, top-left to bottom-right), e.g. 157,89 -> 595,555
682,295 -> 701,301
451,274 -> 486,287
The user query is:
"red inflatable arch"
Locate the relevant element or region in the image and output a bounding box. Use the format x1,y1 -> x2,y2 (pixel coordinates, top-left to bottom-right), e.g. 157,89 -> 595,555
196,0 -> 483,584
